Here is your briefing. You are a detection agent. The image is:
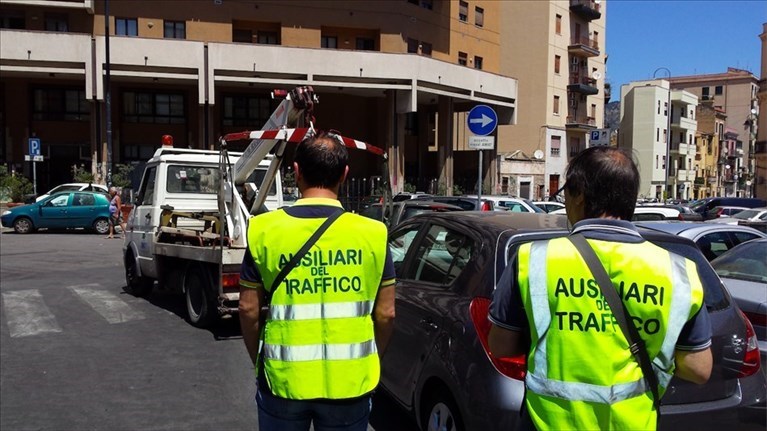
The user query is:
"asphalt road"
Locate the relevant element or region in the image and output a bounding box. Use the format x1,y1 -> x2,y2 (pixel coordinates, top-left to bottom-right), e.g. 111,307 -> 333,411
0,229 -> 418,431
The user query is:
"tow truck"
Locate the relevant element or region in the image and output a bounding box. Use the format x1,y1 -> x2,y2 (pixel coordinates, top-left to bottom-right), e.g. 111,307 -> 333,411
122,86 -> 389,327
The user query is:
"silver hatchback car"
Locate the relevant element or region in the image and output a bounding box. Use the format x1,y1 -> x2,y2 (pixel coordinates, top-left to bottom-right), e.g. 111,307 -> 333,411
381,212 -> 765,431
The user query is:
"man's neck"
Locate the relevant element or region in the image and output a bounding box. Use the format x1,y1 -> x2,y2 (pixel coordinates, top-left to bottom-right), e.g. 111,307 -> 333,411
299,187 -> 338,200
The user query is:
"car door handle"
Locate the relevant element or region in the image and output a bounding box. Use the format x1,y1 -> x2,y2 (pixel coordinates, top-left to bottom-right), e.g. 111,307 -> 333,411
144,213 -> 151,220
419,318 -> 439,331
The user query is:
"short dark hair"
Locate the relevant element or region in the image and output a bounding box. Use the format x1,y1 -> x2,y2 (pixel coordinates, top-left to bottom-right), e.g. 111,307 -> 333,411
294,133 -> 348,189
565,146 -> 639,220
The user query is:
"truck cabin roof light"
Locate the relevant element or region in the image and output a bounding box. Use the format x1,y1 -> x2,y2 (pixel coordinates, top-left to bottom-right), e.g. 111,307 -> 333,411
162,135 -> 174,147
272,89 -> 288,99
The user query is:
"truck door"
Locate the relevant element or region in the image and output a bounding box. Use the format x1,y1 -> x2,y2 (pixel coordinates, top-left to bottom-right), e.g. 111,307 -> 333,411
131,166 -> 158,278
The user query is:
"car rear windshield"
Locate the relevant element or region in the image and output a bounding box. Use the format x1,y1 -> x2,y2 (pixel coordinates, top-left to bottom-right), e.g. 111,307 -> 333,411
711,241 -> 767,284
167,165 -> 220,194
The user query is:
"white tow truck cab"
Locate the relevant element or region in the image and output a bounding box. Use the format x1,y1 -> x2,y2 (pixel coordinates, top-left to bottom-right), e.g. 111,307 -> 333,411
123,143 -> 281,327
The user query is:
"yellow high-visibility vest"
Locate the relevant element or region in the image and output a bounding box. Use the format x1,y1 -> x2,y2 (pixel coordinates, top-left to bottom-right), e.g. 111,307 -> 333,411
247,204 -> 388,400
517,236 -> 704,430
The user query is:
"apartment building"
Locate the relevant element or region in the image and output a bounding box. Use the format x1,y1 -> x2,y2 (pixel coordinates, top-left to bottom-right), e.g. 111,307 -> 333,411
0,0 -> 519,194
619,79 -> 698,200
500,0 -> 607,200
669,67 -> 759,198
695,101 -> 727,198
756,22 -> 767,199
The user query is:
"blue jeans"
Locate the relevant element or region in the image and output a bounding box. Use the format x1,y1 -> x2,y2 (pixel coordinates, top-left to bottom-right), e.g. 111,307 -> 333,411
256,385 -> 372,431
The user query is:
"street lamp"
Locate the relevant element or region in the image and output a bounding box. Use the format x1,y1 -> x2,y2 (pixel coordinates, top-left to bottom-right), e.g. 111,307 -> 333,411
653,67 -> 672,201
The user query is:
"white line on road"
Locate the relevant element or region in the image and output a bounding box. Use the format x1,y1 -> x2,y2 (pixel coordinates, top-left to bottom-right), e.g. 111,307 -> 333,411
69,284 -> 146,324
2,290 -> 62,338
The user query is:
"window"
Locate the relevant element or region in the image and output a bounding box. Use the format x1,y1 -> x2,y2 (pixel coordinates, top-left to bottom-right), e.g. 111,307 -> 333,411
657,100 -> 661,114
0,10 -> 25,29
407,38 -> 419,53
321,36 -> 337,49
47,194 -> 69,207
474,56 -> 483,70
553,95 -> 560,115
73,193 -> 95,207
555,14 -> 562,35
458,51 -> 467,66
33,88 -> 89,121
656,128 -> 660,142
715,85 -> 723,95
116,18 -> 138,36
123,91 -> 185,124
407,0 -> 433,9
44,13 -> 68,32
356,37 -> 375,51
138,167 -> 157,206
475,6 -> 484,27
662,155 -> 666,170
167,165 -> 220,194
655,155 -> 659,169
233,29 -> 252,43
163,20 -> 186,39
420,41 -> 432,56
554,55 -> 561,74
123,145 -> 156,162
222,95 -> 272,127
257,31 -> 279,45
664,102 -> 668,116
701,86 -> 710,100
413,225 -> 473,285
459,1 -> 468,22
551,135 -> 561,157
591,103 -> 596,118
389,226 -> 420,276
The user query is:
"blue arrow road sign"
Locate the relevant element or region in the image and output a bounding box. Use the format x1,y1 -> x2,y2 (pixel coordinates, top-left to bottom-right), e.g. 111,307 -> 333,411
467,105 -> 498,136
28,138 -> 41,156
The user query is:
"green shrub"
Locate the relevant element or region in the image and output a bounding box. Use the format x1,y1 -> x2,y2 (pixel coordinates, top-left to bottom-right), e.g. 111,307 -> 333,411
112,164 -> 135,188
72,164 -> 95,183
0,166 -> 33,202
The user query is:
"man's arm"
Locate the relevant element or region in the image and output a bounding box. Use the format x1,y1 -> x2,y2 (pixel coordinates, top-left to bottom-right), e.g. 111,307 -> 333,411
488,325 -> 526,357
674,347 -> 712,384
239,285 -> 265,365
373,281 -> 396,356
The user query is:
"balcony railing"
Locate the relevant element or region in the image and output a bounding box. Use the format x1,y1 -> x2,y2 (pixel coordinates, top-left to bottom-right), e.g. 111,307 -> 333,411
568,75 -> 599,95
568,36 -> 600,57
570,0 -> 602,20
566,115 -> 597,130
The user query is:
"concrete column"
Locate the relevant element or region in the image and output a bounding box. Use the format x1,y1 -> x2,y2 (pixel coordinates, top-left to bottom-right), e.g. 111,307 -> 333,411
386,90 -> 405,194
437,96 -> 454,195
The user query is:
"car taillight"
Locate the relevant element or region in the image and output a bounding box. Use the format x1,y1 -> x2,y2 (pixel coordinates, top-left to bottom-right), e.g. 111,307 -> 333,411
481,201 -> 491,211
469,297 -> 527,380
222,273 -> 240,290
743,310 -> 767,328
737,309 -> 761,378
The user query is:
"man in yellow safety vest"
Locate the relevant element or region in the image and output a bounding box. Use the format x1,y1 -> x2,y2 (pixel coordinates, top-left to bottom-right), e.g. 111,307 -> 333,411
239,133 -> 396,431
488,146 -> 712,430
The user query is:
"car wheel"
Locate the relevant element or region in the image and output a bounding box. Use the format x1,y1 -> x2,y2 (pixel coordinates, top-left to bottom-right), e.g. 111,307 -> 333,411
123,250 -> 153,297
13,217 -> 34,234
422,391 -> 463,431
184,264 -> 217,328
93,218 -> 110,235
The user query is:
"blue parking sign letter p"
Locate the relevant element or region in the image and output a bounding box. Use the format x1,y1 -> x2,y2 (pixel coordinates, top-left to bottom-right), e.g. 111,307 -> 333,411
29,138 -> 41,156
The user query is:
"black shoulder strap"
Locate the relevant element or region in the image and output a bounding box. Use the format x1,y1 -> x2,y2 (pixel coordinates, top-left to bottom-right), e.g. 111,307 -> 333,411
269,209 -> 344,293
567,233 -> 661,410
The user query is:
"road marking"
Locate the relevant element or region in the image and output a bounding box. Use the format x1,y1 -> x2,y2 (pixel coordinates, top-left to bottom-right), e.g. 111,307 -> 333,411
69,284 -> 146,324
2,290 -> 62,338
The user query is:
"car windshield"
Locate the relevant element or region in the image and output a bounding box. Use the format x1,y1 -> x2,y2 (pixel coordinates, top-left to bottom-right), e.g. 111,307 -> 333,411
688,199 -> 708,211
711,241 -> 767,283
48,185 -> 81,194
732,209 -> 759,220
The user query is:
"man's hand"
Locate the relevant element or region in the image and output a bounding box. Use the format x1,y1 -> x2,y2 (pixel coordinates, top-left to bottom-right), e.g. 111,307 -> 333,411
373,282 -> 396,356
239,285 -> 266,365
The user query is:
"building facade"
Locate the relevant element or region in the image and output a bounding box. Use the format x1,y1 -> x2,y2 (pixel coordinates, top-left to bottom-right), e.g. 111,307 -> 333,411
695,101 -> 727,198
756,22 -> 767,199
499,0 -> 607,200
669,68 -> 759,198
1,0 -> 524,195
619,79 -> 698,200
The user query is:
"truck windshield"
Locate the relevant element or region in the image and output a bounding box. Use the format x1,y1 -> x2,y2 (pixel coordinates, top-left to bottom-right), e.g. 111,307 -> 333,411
167,165 -> 220,194
245,168 -> 277,196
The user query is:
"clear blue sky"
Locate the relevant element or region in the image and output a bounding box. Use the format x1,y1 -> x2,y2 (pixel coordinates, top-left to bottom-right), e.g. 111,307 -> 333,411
606,0 -> 766,100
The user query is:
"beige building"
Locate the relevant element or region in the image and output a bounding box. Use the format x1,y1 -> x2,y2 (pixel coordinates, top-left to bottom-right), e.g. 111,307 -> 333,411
756,22 -> 767,199
695,101 -> 727,198
1,0 -> 528,195
500,0 -> 607,199
619,80 -> 698,200
670,68 -> 759,198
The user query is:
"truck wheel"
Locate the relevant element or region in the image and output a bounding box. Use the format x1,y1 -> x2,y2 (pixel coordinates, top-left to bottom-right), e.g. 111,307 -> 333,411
184,264 -> 217,328
13,217 -> 34,234
123,250 -> 153,297
93,218 -> 110,235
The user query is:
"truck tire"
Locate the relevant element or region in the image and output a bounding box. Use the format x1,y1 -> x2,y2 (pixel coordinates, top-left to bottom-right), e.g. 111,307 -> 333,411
123,250 -> 153,297
184,264 -> 218,328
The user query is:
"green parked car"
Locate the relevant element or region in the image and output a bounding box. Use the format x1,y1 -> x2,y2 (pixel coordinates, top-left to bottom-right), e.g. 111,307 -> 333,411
1,191 -> 112,234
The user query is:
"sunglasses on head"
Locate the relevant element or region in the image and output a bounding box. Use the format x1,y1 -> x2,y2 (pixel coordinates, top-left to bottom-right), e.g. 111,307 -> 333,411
549,182 -> 567,200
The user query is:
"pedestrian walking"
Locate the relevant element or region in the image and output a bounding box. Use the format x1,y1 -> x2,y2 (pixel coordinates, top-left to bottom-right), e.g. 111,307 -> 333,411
106,187 -> 125,239
488,146 -> 712,430
239,133 -> 396,431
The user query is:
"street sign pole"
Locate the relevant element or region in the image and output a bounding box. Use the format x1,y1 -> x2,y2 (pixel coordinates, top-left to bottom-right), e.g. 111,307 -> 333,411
477,150 -> 482,207
32,159 -> 37,196
467,105 -> 498,207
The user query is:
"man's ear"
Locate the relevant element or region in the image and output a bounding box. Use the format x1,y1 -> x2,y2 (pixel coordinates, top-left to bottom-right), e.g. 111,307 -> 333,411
340,165 -> 349,185
293,162 -> 301,182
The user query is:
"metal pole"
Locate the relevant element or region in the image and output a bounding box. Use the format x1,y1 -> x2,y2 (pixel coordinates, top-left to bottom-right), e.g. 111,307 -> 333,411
32,161 -> 37,196
477,150 -> 482,207
104,0 -> 113,187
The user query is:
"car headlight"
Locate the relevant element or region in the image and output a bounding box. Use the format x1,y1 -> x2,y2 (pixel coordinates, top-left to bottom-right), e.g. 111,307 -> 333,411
2,210 -> 11,216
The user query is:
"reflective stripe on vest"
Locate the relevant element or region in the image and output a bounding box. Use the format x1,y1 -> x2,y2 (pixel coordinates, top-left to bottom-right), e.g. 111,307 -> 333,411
263,339 -> 377,362
525,239 -> 692,404
269,300 -> 374,321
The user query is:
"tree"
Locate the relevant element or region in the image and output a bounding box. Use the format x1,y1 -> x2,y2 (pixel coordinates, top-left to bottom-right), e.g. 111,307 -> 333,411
112,164 -> 135,188
0,166 -> 33,202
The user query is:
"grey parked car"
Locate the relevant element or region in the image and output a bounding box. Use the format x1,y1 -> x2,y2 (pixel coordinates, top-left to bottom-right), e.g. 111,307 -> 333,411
381,212 -> 765,431
635,222 -> 766,262
359,200 -> 463,229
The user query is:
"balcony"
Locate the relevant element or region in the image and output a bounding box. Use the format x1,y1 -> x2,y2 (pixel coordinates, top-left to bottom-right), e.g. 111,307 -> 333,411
568,36 -> 600,57
676,169 -> 693,182
566,115 -> 597,131
671,116 -> 697,131
568,76 -> 598,95
570,0 -> 602,20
